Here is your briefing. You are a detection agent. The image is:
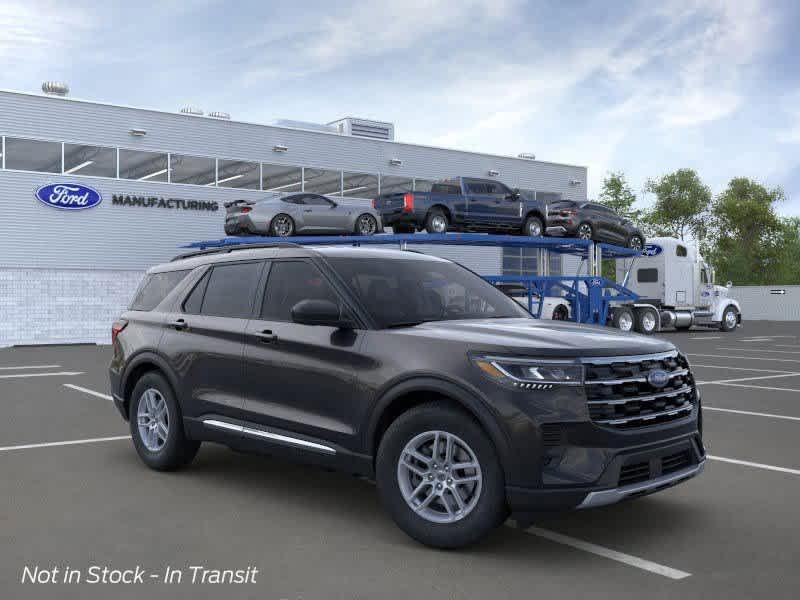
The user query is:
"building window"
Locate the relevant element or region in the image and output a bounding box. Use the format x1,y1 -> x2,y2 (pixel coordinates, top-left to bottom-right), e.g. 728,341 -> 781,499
170,154 -> 216,186
341,171 -> 379,198
217,159 -> 260,189
380,176 -> 413,195
262,163 -> 302,192
304,167 -> 342,195
63,143 -> 117,177
119,149 -> 168,182
4,137 -> 61,173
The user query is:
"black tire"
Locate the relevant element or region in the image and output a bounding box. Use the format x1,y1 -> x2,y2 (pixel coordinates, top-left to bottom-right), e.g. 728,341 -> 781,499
354,213 -> 379,236
376,402 -> 508,549
224,224 -> 240,236
129,372 -> 200,471
523,215 -> 544,237
424,209 -> 449,234
720,306 -> 739,332
611,306 -> 635,332
634,307 -> 658,335
628,234 -> 644,250
269,214 -> 295,237
552,305 -> 569,320
576,222 -> 593,240
392,224 -> 416,234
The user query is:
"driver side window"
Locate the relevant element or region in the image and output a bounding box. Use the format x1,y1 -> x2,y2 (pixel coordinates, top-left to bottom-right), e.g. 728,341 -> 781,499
261,260 -> 341,322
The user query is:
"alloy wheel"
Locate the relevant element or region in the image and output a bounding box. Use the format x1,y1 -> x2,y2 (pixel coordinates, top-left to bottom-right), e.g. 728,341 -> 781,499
629,236 -> 643,250
642,310 -> 656,332
527,219 -> 542,237
577,224 -> 592,240
272,215 -> 293,237
431,215 -> 447,233
137,388 -> 169,452
725,309 -> 738,329
358,214 -> 377,235
396,431 -> 482,524
618,312 -> 633,332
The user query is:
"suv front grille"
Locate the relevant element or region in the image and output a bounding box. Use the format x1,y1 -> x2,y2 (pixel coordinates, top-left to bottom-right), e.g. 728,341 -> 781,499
584,352 -> 696,429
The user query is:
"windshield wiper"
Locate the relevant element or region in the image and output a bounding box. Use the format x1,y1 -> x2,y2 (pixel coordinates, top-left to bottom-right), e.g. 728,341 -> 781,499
384,319 -> 439,329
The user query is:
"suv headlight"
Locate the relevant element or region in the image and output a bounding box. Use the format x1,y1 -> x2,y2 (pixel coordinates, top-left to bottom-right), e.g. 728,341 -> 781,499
471,355 -> 583,390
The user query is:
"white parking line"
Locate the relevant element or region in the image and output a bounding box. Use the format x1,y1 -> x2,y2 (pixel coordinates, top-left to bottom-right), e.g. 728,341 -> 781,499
708,382 -> 800,393
708,455 -> 800,476
689,336 -> 721,340
773,344 -> 800,349
717,347 -> 800,355
63,384 -> 113,401
0,364 -> 61,370
516,525 -> 691,580
705,407 -> 800,422
688,353 -> 800,364
696,373 -> 800,385
0,435 -> 130,453
0,371 -> 84,379
691,364 -> 795,374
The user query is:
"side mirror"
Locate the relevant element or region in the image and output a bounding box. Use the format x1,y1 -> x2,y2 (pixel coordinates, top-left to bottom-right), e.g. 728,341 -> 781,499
508,188 -> 521,200
291,299 -> 352,328
329,200 -> 338,208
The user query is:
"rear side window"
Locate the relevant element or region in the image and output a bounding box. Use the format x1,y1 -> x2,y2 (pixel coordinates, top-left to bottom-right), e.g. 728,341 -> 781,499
261,261 -> 340,322
130,270 -> 190,311
430,184 -> 461,195
197,262 -> 263,318
637,268 -> 659,283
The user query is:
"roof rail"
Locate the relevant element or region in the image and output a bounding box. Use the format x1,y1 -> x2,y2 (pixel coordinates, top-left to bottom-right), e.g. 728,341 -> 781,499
172,242 -> 301,262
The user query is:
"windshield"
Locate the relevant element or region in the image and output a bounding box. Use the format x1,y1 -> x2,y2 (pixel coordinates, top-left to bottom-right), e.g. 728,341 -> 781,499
326,256 -> 529,328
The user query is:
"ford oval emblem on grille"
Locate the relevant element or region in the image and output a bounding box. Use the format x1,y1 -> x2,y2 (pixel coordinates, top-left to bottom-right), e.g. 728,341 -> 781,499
647,369 -> 669,388
35,183 -> 103,210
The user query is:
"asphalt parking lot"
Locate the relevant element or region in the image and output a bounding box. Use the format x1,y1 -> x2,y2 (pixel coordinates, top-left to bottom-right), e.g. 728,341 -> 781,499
2,321 -> 800,599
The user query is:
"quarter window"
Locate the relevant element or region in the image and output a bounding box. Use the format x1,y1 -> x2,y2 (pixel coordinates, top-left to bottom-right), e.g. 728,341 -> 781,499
4,137 -> 61,173
261,261 -> 340,322
130,270 -> 190,311
199,262 -> 263,318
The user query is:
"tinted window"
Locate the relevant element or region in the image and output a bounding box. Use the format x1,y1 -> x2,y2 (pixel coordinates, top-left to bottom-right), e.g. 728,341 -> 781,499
261,261 -> 340,321
328,257 -> 528,328
200,262 -> 263,318
119,149 -> 168,182
64,143 -> 117,177
676,245 -> 688,257
484,182 -> 512,195
430,184 -> 461,195
466,182 -> 487,194
282,195 -> 304,204
637,268 -> 659,283
304,195 -> 334,206
130,270 -> 190,311
182,271 -> 209,314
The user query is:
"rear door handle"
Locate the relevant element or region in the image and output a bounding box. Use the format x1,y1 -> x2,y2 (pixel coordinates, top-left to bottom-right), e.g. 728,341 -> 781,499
170,318 -> 188,331
255,329 -> 278,343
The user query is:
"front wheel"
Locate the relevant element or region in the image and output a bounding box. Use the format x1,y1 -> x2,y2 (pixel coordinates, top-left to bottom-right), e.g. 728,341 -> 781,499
720,306 -> 739,332
523,215 -> 544,237
376,403 -> 507,549
355,213 -> 379,235
129,372 -> 200,471
612,306 -> 634,332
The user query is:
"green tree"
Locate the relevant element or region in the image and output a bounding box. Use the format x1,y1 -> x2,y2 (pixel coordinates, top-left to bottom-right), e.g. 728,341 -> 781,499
642,169 -> 711,241
598,171 -> 640,221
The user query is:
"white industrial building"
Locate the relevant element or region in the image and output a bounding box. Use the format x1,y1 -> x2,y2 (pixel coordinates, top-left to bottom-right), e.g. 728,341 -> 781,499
0,84 -> 588,346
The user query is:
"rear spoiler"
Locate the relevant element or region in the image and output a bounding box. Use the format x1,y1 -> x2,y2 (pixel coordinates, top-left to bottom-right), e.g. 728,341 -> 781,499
223,199 -> 255,209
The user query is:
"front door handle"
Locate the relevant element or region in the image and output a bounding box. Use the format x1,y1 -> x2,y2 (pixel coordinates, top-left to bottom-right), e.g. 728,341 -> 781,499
304,209 -> 313,213
170,318 -> 188,331
255,329 -> 278,343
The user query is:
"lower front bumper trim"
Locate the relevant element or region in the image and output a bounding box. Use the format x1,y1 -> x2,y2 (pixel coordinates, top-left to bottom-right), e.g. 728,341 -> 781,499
577,461 -> 705,509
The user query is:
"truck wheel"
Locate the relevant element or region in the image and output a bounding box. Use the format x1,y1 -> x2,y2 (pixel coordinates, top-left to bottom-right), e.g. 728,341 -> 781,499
634,307 -> 658,335
523,215 -> 544,237
552,305 -> 568,320
425,209 -> 449,234
720,306 -> 739,332
392,224 -> 415,234
612,307 -> 634,332
376,402 -> 508,549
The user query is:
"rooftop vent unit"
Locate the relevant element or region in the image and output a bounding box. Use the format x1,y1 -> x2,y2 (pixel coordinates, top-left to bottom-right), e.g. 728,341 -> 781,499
329,117 -> 395,141
208,111 -> 231,120
180,106 -> 204,116
518,153 -> 536,160
271,119 -> 337,134
42,81 -> 69,96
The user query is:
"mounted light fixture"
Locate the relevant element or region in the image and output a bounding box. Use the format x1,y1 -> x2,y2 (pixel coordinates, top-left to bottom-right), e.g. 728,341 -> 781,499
273,144 -> 288,153
488,169 -> 500,177
569,179 -> 582,186
518,153 -> 536,160
129,128 -> 147,137
389,158 -> 403,166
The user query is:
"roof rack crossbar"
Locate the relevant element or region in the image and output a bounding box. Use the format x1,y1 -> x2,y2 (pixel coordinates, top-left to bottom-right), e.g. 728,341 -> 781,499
172,242 -> 301,262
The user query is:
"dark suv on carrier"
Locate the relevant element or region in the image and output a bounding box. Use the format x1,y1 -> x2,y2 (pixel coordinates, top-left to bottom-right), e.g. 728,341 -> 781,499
110,243 -> 704,548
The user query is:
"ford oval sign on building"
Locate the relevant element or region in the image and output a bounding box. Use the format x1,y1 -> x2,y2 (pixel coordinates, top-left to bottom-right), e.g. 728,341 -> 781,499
642,244 -> 663,257
35,183 -> 103,210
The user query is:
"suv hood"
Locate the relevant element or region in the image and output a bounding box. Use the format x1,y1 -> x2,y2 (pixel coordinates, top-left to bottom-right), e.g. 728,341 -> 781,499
393,317 -> 675,358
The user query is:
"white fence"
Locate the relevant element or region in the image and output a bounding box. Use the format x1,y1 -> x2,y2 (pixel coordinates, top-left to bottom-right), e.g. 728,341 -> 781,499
728,285 -> 800,321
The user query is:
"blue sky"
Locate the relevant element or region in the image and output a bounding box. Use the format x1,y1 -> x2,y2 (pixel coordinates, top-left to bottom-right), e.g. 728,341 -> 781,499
3,0 -> 799,213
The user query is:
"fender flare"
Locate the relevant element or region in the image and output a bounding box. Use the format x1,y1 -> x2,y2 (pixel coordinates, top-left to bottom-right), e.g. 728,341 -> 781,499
364,376 -> 514,477
120,350 -> 181,409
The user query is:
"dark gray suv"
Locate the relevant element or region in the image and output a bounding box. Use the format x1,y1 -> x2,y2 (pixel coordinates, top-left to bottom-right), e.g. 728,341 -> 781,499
110,243 -> 704,548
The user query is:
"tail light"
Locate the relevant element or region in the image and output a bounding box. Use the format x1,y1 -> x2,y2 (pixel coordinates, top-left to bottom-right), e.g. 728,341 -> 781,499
402,193 -> 414,213
241,207 -> 252,214
372,198 -> 377,209
550,208 -> 577,217
111,320 -> 128,344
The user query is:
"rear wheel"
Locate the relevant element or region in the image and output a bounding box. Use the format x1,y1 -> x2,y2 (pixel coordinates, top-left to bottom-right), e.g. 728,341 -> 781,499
425,209 -> 449,234
376,403 -> 507,549
552,305 -> 569,320
612,306 -> 634,332
270,214 -> 295,237
628,235 -> 644,251
355,213 -> 379,235
129,372 -> 200,471
577,222 -> 593,240
634,307 -> 658,335
720,306 -> 739,332
523,215 -> 544,237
